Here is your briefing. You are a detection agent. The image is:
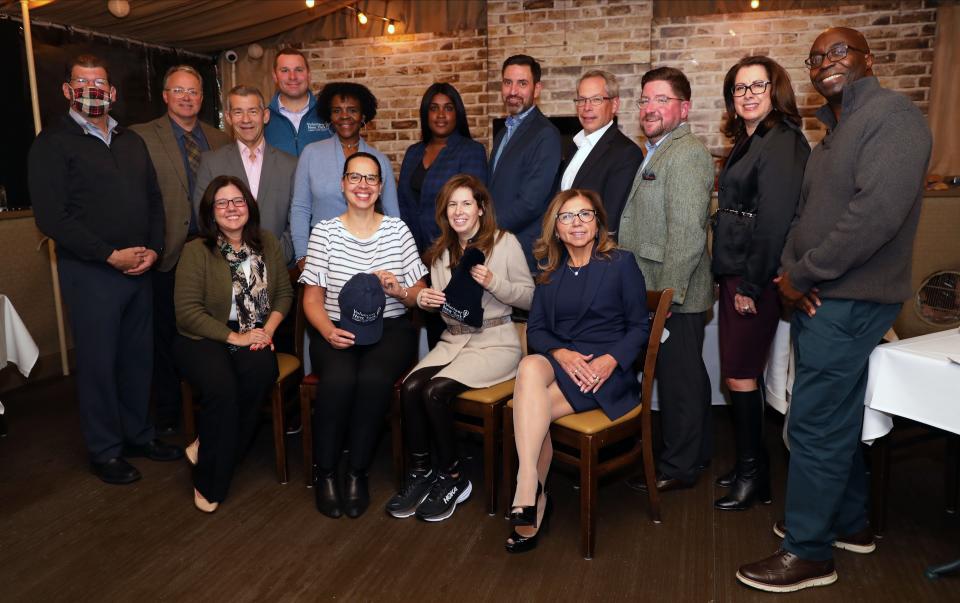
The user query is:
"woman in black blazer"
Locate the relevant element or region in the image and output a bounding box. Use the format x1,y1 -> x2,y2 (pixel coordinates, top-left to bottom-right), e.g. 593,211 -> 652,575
505,189 -> 649,553
712,56 -> 810,511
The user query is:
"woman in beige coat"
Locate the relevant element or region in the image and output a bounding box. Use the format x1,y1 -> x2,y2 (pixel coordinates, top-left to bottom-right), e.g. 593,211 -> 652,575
385,174 -> 534,522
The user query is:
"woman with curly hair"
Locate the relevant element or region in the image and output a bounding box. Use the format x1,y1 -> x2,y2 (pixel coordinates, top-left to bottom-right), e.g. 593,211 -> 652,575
290,81 -> 399,270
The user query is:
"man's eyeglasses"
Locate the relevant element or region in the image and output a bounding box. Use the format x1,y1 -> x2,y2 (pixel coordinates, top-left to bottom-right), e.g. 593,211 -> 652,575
805,42 -> 868,69
70,77 -> 109,89
214,197 -> 247,210
573,95 -> 614,107
344,172 -> 382,185
229,108 -> 263,119
731,81 -> 771,97
556,209 -> 597,225
165,87 -> 201,97
636,95 -> 684,108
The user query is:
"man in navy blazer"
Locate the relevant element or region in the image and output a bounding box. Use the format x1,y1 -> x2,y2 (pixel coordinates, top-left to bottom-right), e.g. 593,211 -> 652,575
488,55 -> 562,272
557,70 -> 644,234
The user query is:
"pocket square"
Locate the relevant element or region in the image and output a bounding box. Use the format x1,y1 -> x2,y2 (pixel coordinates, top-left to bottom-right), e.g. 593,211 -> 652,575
642,171 -> 656,181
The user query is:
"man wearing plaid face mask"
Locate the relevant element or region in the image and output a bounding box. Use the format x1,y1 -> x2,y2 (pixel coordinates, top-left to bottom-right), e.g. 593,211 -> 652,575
29,54 -> 183,485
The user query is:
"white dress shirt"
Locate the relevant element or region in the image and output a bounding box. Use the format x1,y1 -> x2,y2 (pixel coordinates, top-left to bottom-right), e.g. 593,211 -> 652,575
560,120 -> 614,191
238,140 -> 265,198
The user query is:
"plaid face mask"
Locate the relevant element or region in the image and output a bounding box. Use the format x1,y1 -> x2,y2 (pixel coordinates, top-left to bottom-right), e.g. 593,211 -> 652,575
70,86 -> 111,118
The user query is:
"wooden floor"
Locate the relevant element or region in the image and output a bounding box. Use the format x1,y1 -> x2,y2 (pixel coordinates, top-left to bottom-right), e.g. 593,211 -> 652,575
1,377 -> 958,602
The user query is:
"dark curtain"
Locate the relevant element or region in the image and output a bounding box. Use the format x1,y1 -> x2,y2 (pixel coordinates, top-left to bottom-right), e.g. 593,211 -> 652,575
4,19 -> 220,209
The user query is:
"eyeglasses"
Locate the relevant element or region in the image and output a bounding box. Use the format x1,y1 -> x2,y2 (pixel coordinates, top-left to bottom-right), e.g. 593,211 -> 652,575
556,209 -> 597,225
165,87 -> 201,97
70,77 -> 109,89
805,42 -> 868,69
214,197 -> 247,210
636,95 -> 684,108
344,172 -> 381,185
731,81 -> 771,97
573,95 -> 614,107
229,108 -> 263,119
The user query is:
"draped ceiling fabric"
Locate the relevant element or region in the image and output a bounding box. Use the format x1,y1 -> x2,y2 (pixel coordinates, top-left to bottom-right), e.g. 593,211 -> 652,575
928,3 -> 959,176
0,0 -> 353,53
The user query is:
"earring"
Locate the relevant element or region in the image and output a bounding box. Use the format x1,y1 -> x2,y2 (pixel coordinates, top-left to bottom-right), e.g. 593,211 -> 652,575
359,119 -> 367,129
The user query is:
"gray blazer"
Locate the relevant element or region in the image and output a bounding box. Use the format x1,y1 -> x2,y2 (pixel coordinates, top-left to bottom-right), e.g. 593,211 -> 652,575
129,116 -> 231,272
618,123 -> 714,313
193,142 -> 297,264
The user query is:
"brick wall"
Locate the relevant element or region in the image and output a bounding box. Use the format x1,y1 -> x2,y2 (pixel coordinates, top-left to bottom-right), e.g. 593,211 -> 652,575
297,0 -> 937,172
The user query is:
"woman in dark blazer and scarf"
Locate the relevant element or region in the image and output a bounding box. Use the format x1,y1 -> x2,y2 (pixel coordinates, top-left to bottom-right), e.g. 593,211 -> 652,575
175,175 -> 293,513
712,56 -> 810,510
505,189 -> 649,553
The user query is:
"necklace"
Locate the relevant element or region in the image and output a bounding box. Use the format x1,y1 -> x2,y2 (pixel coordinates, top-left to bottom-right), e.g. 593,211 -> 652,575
341,139 -> 359,151
567,259 -> 589,277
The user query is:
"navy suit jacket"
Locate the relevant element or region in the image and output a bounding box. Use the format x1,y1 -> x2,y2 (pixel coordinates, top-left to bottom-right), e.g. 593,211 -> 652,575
556,122 -> 644,233
488,107 -> 562,272
398,133 -> 488,254
528,249 -> 650,420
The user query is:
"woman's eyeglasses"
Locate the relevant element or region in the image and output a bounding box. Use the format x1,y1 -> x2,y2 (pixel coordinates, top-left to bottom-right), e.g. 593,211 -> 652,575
213,197 -> 246,210
344,172 -> 382,185
556,209 -> 597,225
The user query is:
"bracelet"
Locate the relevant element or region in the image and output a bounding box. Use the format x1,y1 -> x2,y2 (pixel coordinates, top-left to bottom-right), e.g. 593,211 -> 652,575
399,287 -> 409,300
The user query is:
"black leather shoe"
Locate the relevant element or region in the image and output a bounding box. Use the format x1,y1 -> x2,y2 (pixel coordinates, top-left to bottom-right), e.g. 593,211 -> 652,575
627,472 -> 695,493
90,457 -> 142,484
314,469 -> 342,518
122,439 -> 184,462
509,482 -> 543,527
343,471 -> 370,518
716,466 -> 737,488
156,423 -> 178,437
0,414 -> 7,438
505,496 -> 552,554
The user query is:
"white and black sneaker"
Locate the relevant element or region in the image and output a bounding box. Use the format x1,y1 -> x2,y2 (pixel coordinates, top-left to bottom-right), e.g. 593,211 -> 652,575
385,470 -> 436,518
415,472 -> 472,522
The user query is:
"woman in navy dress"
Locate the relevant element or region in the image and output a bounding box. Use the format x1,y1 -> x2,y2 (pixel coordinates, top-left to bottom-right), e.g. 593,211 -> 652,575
505,189 -> 649,553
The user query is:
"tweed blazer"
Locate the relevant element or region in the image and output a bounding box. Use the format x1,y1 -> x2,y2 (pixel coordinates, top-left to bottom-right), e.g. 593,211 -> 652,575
174,231 -> 293,343
129,116 -> 231,272
618,123 -> 714,313
193,142 -> 297,264
414,232 -> 534,388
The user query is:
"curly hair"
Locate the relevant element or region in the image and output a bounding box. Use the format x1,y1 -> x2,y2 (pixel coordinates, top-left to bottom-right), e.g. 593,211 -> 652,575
316,81 -> 378,123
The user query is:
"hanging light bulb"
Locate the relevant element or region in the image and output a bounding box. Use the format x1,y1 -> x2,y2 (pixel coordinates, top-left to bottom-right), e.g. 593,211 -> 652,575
750,0 -> 760,8
305,0 -> 315,8
358,11 -> 368,25
387,20 -> 396,34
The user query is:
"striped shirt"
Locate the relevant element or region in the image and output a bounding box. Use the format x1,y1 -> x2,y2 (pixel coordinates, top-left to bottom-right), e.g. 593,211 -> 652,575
299,216 -> 427,321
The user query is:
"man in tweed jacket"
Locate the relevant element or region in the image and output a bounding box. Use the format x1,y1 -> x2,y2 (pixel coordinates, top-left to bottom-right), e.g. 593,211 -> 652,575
619,67 -> 715,493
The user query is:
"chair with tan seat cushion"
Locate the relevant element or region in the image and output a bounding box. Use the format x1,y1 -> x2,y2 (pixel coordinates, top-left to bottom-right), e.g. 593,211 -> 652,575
502,288 -> 672,559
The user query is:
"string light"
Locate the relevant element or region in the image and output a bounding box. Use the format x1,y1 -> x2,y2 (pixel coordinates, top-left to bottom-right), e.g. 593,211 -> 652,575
305,0 -> 315,8
348,6 -> 399,34
358,11 -> 368,25
387,20 -> 396,34
750,0 -> 760,8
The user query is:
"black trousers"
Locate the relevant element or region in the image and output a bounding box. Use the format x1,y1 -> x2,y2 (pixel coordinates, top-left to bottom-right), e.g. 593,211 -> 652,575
151,268 -> 182,427
656,311 -> 713,482
174,335 -> 278,503
310,317 -> 417,473
400,365 -> 468,471
58,255 -> 154,462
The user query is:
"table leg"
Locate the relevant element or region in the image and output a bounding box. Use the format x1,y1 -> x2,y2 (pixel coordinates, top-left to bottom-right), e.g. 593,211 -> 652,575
946,434 -> 959,514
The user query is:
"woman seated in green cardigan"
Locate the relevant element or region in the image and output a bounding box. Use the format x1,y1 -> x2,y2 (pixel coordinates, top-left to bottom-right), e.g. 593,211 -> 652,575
174,174 -> 293,513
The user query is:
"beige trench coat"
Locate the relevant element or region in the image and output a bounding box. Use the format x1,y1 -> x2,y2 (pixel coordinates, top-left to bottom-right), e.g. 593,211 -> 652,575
414,231 -> 534,388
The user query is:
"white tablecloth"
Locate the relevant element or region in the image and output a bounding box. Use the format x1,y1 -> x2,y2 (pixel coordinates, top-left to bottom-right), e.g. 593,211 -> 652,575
864,329 -> 960,436
1,294 -> 40,415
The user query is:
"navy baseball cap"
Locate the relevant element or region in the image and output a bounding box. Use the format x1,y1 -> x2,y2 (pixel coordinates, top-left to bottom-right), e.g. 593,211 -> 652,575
338,272 -> 386,345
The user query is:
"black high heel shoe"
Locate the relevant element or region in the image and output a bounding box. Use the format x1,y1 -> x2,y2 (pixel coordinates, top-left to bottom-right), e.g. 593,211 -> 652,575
505,495 -> 552,554
509,482 -> 543,527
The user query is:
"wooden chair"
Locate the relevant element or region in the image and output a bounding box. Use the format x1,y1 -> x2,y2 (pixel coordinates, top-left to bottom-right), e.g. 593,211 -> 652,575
180,283 -> 304,485
502,288 -> 672,559
390,322 -> 528,515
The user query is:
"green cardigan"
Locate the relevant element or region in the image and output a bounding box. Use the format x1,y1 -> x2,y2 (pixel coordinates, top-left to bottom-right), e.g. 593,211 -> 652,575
618,123 -> 715,314
175,231 -> 293,342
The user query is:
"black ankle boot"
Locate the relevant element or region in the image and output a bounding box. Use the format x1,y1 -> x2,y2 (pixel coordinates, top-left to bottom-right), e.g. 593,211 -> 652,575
716,466 -> 737,488
343,471 -> 370,518
314,467 -> 342,518
715,389 -> 771,511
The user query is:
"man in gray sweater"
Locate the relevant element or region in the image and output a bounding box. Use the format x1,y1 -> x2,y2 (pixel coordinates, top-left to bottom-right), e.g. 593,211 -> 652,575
737,27 -> 932,593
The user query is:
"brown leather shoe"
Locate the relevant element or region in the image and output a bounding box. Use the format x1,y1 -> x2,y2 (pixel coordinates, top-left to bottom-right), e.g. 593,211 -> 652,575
737,549 -> 837,592
773,520 -> 876,554
626,472 -> 695,493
